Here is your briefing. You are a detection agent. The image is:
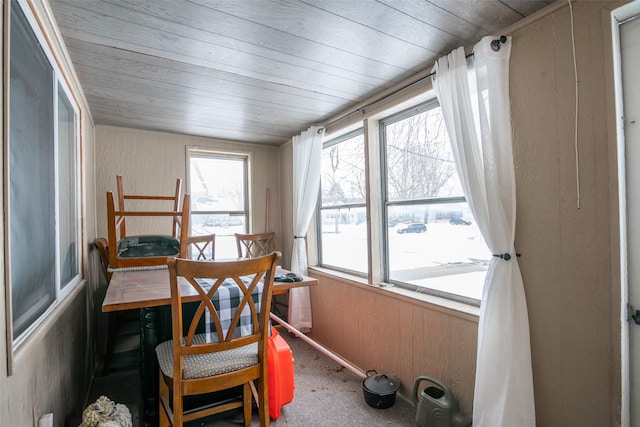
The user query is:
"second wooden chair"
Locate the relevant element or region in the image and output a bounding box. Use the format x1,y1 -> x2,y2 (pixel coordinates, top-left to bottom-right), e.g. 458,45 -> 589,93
187,234 -> 216,260
235,232 -> 275,259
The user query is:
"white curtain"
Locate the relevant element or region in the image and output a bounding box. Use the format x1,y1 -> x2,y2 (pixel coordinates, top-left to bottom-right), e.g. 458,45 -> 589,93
432,36 -> 535,426
288,125 -> 323,331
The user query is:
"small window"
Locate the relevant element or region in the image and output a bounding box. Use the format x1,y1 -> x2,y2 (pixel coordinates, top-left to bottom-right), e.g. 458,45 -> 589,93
318,131 -> 368,275
382,101 -> 490,302
58,82 -> 80,293
188,150 -> 249,259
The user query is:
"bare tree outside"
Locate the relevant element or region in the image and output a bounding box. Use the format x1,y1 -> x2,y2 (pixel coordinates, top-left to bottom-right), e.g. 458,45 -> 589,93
321,134 -> 366,207
385,108 -> 460,200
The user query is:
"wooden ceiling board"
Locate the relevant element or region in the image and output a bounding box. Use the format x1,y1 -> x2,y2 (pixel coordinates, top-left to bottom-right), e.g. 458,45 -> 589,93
64,39 -> 346,116
428,0 -> 528,33
47,0 -> 554,144
91,98 -> 294,143
501,0 -> 555,17
53,1 -> 385,99
63,42 -> 346,143
82,82 -> 312,134
188,0 -> 439,66
84,80 -> 318,141
377,0 -> 492,42
106,0 -> 413,82
292,0 -> 468,51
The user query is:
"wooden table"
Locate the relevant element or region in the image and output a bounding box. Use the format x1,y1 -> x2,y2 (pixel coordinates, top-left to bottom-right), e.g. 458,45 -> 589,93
102,266 -> 317,427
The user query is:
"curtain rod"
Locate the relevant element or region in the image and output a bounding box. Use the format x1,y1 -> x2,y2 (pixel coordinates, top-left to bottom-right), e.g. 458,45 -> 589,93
317,35 -> 508,134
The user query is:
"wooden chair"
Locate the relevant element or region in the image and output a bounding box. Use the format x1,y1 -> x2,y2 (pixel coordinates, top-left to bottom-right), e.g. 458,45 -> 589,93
156,252 -> 281,427
95,237 -> 113,283
94,238 -> 138,375
187,234 -> 216,260
106,176 -> 190,269
235,232 -> 275,259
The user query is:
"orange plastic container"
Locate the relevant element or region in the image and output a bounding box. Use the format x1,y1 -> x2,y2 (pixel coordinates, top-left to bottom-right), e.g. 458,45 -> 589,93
267,326 -> 295,419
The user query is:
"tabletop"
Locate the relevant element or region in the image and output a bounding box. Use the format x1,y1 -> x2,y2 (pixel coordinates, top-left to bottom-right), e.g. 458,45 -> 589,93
102,266 -> 318,312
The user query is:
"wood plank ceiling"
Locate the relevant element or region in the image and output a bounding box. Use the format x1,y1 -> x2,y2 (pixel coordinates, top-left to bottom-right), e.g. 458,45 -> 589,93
48,0 -> 553,145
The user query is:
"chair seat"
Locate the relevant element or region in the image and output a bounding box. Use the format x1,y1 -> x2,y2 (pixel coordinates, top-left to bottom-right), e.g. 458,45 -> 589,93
117,235 -> 180,258
156,334 -> 258,380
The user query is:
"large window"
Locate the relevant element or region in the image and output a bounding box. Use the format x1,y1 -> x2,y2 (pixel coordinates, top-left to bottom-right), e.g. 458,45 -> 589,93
383,101 -> 490,302
316,100 -> 490,303
318,131 -> 367,274
188,150 -> 249,259
7,0 -> 81,343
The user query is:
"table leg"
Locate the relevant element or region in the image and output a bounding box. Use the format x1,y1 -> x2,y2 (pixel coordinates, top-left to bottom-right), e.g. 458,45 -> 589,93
139,306 -> 169,427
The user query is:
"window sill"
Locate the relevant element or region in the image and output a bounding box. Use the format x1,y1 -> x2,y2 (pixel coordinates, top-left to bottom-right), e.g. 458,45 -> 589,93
308,266 -> 480,320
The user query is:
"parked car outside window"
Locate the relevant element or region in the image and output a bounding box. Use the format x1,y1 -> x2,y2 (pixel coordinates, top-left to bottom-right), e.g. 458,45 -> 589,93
449,217 -> 472,225
397,223 -> 427,234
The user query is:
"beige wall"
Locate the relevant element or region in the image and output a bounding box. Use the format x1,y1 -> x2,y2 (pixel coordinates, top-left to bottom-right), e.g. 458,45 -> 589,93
512,2 -> 621,425
278,140 -> 294,268
308,271 -> 479,415
305,1 -> 625,426
94,125 -> 284,257
0,0 -> 100,425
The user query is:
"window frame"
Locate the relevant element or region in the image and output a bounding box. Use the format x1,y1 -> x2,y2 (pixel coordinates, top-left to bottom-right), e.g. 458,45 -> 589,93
56,80 -> 82,300
186,148 -> 251,259
316,128 -> 368,277
4,0 -> 83,353
315,98 -> 488,306
380,100 -> 484,305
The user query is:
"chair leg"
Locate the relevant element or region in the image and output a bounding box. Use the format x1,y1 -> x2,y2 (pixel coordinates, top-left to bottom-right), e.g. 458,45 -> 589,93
257,377 -> 270,427
158,371 -> 170,427
172,377 -> 183,427
250,380 -> 258,404
103,312 -> 118,375
243,382 -> 252,427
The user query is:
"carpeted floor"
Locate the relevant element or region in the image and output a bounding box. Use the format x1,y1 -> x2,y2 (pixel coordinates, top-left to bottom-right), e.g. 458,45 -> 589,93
83,329 -> 416,426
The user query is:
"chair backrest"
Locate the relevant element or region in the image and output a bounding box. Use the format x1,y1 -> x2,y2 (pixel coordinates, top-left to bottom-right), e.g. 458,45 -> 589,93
187,234 -> 215,260
167,252 -> 281,366
235,232 -> 275,258
94,238 -> 112,282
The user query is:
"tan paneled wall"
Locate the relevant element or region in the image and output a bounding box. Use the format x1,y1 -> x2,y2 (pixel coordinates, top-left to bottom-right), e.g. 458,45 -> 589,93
308,271 -> 478,415
511,2 -> 621,426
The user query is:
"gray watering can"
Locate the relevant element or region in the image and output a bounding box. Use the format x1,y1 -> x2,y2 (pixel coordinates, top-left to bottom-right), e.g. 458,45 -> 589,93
413,376 -> 472,427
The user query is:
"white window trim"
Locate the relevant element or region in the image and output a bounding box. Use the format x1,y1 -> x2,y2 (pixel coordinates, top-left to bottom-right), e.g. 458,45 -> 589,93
186,147 -> 253,259
55,78 -> 82,301
380,101 -> 486,305
316,129 -> 368,276
315,97 -> 487,308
